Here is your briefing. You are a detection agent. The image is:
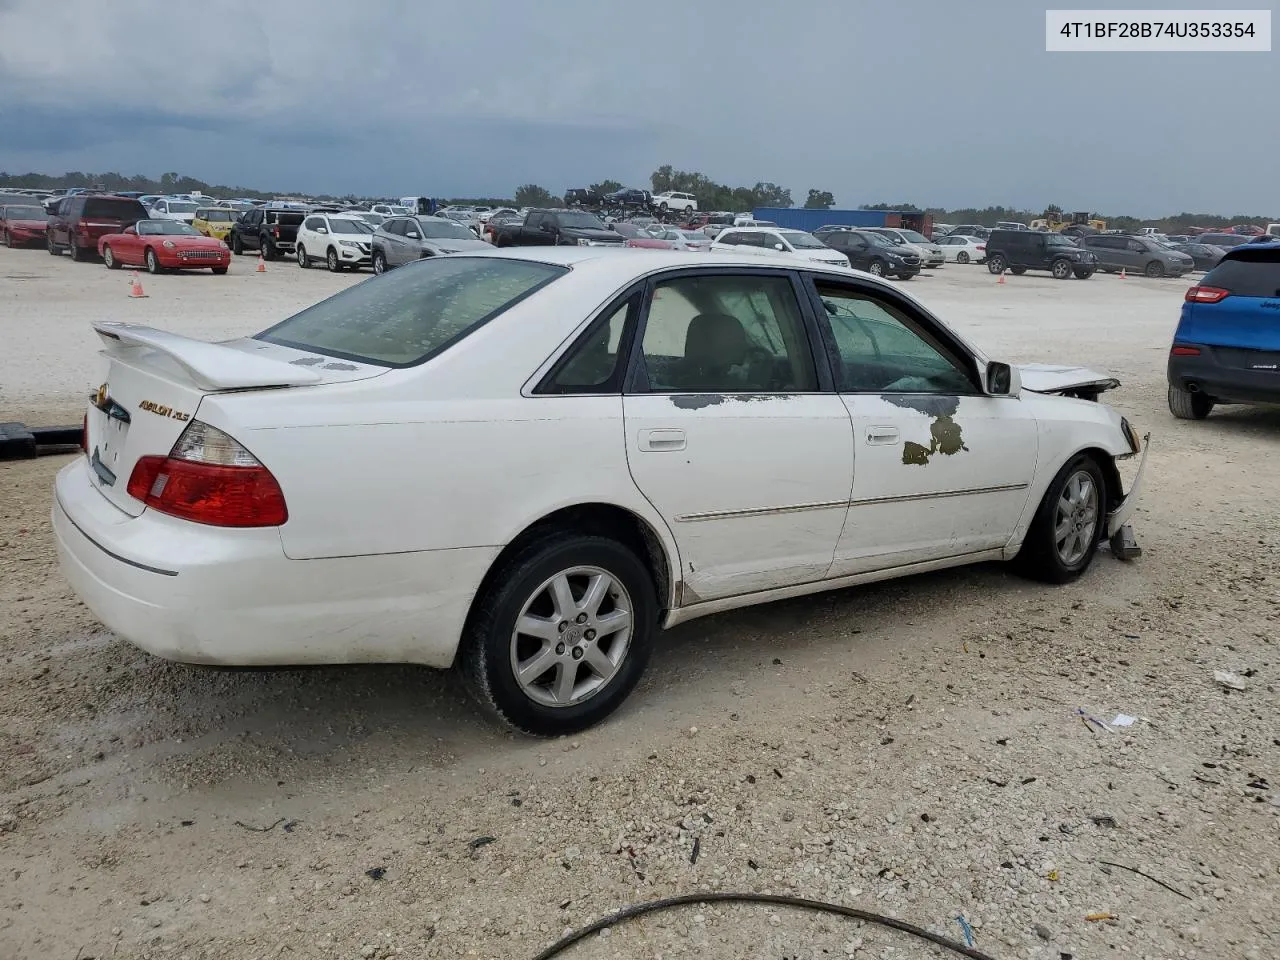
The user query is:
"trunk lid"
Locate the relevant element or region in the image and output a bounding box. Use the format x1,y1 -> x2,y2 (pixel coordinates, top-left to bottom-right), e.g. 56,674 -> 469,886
85,321 -> 388,516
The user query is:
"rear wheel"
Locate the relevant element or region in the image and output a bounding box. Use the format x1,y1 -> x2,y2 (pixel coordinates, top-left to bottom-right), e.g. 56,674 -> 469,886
2,230 -> 10,247
1050,259 -> 1072,280
48,234 -> 60,255
1145,260 -> 1164,278
103,245 -> 120,269
1012,454 -> 1106,584
956,251 -> 970,264
261,237 -> 276,261
145,248 -> 160,274
986,254 -> 1006,274
1168,384 -> 1214,420
460,534 -> 657,736
231,233 -> 244,255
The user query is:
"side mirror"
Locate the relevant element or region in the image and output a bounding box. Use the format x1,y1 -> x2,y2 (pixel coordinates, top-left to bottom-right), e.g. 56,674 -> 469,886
406,231 -> 420,239
986,361 -> 1021,397
316,227 -> 328,234
774,243 -> 785,251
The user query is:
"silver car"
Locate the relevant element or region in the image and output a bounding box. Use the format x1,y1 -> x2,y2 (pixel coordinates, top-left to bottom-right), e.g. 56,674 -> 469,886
1080,234 -> 1195,278
371,216 -> 492,274
863,227 -> 946,268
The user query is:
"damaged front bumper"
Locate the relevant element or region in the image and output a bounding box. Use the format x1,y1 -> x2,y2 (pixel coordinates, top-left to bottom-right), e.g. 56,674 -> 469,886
1105,433 -> 1150,558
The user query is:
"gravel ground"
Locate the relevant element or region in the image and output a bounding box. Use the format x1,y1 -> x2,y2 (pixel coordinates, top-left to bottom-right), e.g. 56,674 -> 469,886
1,245 -> 1278,960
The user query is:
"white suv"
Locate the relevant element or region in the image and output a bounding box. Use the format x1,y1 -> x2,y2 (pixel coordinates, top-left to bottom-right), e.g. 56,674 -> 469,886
711,226 -> 850,268
295,213 -> 375,272
149,198 -> 199,224
652,192 -> 698,215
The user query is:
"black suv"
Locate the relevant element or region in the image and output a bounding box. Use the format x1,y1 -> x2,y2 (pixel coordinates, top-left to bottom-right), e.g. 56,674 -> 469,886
984,230 -> 1097,280
564,188 -> 603,207
815,227 -> 921,279
46,194 -> 149,261
228,206 -> 306,259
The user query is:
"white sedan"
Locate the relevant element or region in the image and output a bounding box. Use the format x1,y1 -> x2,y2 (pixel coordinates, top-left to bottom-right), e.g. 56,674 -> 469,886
936,234 -> 988,264
54,249 -> 1147,736
711,226 -> 850,267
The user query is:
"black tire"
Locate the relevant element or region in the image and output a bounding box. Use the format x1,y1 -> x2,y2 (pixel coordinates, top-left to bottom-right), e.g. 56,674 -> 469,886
1050,259 -> 1072,280
1168,384 -> 1214,420
231,232 -> 244,255
103,244 -> 121,269
48,234 -> 60,255
1012,454 -> 1107,584
211,266 -> 228,275
296,243 -> 310,268
261,237 -> 276,261
326,247 -> 341,272
1010,266 -> 1028,275
986,254 -> 1006,274
372,250 -> 387,275
68,238 -> 83,262
459,533 -> 657,736
897,272 -> 914,280
2,230 -> 10,247
1073,267 -> 1094,279
145,247 -> 160,274
867,259 -> 886,277
1145,260 -> 1164,279
956,251 -> 970,264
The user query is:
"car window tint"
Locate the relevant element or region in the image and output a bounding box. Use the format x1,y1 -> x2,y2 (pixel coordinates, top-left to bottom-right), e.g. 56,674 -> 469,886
542,295 -> 637,394
1201,251 -> 1280,298
814,281 -> 974,394
257,257 -> 567,367
640,274 -> 817,393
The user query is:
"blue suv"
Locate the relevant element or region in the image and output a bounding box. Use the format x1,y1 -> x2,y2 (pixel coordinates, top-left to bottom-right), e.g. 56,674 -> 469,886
1168,238 -> 1280,419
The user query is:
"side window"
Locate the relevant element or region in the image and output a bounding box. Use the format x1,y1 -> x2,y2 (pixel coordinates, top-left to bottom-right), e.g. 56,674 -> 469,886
384,219 -> 403,236
814,281 -> 975,395
526,212 -> 544,230
717,231 -> 743,246
303,216 -> 322,231
539,295 -> 638,394
762,233 -> 784,249
638,274 -> 817,393
1127,239 -> 1145,252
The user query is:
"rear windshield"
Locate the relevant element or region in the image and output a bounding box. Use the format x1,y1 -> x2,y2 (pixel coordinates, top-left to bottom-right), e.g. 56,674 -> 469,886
265,212 -> 305,226
199,209 -> 234,221
4,205 -> 47,220
255,256 -> 568,367
84,198 -> 146,219
1201,251 -> 1280,299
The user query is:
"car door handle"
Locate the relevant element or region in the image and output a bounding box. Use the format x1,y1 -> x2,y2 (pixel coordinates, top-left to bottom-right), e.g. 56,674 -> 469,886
865,426 -> 900,444
638,428 -> 686,452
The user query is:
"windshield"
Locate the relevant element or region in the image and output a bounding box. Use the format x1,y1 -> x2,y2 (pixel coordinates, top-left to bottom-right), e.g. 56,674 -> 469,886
862,232 -> 895,248
781,230 -> 826,249
1045,234 -> 1077,247
330,218 -> 374,234
137,220 -> 200,236
165,201 -> 199,213
4,206 -> 47,220
558,212 -> 607,230
199,209 -> 234,221
899,230 -> 930,243
419,219 -> 476,240
678,231 -> 706,242
256,257 -> 567,366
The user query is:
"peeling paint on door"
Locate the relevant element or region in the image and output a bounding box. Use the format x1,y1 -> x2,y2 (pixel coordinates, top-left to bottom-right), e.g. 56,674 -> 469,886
882,395 -> 968,465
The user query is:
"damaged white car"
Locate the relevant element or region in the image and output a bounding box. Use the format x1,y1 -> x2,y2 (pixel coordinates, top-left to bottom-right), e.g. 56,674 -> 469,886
53,249 -> 1148,736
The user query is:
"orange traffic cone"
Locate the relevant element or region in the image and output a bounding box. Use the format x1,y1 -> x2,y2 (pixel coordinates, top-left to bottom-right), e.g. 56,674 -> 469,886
1119,268 -> 1126,279
256,254 -> 266,273
128,272 -> 147,298
997,269 -> 1007,285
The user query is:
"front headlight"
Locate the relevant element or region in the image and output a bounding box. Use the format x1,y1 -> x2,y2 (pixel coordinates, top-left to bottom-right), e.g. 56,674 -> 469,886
339,239 -> 359,247
219,241 -> 229,250
162,240 -> 176,249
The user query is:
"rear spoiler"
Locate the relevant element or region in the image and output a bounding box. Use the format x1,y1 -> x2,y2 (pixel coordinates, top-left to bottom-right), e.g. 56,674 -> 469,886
93,321 -> 322,391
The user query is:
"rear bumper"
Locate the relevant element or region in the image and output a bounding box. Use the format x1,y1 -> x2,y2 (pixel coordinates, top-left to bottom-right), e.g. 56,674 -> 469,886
53,457 -> 496,668
1169,349 -> 1280,404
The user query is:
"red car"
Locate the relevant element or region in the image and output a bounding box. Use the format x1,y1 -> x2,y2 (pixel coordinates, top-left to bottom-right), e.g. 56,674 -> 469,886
98,219 -> 231,274
0,203 -> 50,247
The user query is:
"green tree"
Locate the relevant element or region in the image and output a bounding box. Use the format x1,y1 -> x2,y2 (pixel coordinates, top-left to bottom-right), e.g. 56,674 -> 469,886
514,183 -> 555,207
1043,203 -> 1063,221
590,180 -> 623,196
804,189 -> 835,210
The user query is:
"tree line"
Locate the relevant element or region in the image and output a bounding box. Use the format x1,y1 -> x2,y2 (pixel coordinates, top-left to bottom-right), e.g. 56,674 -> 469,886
2,169 -> 1272,232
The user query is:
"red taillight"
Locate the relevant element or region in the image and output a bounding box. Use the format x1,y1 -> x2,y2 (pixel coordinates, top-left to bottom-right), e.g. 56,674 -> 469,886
1171,345 -> 1202,356
273,225 -> 280,238
125,421 -> 287,527
1185,285 -> 1228,304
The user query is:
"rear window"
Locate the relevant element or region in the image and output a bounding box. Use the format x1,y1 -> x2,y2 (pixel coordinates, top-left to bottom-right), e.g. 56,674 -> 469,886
266,212 -> 305,226
83,198 -> 147,219
255,256 -> 568,367
1201,251 -> 1280,299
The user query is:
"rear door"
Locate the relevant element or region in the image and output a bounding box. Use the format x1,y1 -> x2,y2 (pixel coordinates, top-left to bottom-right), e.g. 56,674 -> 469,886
622,268 -> 853,601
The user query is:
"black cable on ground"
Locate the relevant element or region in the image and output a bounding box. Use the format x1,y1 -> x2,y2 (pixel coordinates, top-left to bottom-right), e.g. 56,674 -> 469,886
530,891 -> 1000,960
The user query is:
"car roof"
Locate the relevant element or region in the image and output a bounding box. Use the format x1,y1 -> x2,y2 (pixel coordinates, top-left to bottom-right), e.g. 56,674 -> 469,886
717,226 -> 785,233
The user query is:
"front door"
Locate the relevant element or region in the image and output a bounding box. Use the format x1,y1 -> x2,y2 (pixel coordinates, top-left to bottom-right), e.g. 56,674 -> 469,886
805,275 -> 1039,576
623,269 -> 853,602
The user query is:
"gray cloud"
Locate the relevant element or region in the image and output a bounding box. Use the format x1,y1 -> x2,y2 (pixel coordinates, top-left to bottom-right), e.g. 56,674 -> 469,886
1,0 -> 1276,215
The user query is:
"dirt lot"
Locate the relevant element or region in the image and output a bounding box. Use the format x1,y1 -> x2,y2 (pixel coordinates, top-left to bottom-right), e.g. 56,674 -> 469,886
1,247 -> 1277,960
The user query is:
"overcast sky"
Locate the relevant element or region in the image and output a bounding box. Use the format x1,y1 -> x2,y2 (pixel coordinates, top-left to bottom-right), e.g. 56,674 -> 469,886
1,0 -> 1276,216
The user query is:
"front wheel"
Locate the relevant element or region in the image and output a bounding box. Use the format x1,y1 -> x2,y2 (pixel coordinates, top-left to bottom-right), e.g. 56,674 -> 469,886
1145,260 -> 1164,279
1051,259 -> 1072,280
68,238 -> 83,261
145,248 -> 160,274
460,534 -> 657,736
1012,454 -> 1107,584
1073,267 -> 1095,279
103,245 -> 120,269
2,230 -> 10,247
372,250 -> 387,275
296,243 -> 309,268
261,238 -> 276,261
896,272 -> 915,280
211,266 -> 228,275
956,251 -> 970,264
1010,266 -> 1028,275
48,235 -> 60,256
867,259 -> 886,277
1168,383 -> 1214,420
986,254 -> 1006,274
326,248 -> 341,272
231,233 -> 244,255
